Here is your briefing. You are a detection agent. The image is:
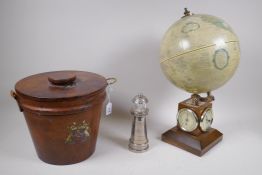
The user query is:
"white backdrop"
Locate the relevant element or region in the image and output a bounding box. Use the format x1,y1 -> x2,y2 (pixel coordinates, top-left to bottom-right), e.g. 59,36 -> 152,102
0,0 -> 262,175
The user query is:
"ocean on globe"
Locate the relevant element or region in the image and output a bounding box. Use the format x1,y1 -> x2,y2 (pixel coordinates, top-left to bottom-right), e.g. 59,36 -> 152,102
160,14 -> 240,94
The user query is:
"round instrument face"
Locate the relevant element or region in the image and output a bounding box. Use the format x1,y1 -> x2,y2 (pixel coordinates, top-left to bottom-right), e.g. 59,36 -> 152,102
177,108 -> 198,132
200,108 -> 213,132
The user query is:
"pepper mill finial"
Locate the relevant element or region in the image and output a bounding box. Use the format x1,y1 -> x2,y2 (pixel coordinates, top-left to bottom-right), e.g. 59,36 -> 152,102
128,94 -> 149,153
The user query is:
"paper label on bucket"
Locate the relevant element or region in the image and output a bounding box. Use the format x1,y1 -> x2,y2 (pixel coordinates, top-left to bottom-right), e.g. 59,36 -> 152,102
106,102 -> 112,116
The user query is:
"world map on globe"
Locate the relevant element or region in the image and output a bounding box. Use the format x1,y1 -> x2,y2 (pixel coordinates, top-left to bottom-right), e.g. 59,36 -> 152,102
160,14 -> 240,94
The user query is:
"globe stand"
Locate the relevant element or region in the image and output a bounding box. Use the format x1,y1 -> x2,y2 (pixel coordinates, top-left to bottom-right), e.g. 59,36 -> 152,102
161,93 -> 223,156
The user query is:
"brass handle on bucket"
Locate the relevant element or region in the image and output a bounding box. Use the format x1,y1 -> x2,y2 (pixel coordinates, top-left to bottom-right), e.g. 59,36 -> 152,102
10,90 -> 23,112
106,77 -> 117,85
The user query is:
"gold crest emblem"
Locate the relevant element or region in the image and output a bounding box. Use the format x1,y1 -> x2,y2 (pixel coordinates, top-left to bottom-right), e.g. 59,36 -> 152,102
65,120 -> 90,144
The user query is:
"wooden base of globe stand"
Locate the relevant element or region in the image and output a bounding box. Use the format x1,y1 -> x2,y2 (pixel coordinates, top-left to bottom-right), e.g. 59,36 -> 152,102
161,93 -> 223,156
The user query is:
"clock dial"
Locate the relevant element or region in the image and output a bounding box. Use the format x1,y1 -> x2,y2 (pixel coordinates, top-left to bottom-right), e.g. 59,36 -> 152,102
177,108 -> 198,132
200,108 -> 213,132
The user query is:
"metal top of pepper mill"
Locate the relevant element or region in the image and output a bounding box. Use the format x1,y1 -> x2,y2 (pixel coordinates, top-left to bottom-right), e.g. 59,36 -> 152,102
132,93 -> 148,103
130,93 -> 149,117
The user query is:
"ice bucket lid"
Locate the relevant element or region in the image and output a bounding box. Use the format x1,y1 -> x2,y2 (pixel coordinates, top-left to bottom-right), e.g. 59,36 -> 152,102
15,70 -> 107,101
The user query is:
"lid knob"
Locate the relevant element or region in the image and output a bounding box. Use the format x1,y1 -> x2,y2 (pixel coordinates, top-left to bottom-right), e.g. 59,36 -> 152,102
48,72 -> 76,86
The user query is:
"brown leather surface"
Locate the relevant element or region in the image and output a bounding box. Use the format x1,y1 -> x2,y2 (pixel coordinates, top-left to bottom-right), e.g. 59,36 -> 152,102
15,70 -> 107,101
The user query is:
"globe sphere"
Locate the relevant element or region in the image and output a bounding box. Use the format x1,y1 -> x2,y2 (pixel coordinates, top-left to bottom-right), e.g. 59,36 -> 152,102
160,14 -> 240,94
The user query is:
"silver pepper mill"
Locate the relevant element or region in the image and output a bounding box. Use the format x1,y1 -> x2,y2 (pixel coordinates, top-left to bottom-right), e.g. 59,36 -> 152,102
129,94 -> 149,153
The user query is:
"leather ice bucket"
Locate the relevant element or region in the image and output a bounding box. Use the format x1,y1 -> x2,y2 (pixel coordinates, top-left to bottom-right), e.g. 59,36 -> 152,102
11,70 -> 110,165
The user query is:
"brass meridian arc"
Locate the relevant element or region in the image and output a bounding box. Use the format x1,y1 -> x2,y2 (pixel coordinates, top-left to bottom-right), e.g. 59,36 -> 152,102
160,40 -> 239,64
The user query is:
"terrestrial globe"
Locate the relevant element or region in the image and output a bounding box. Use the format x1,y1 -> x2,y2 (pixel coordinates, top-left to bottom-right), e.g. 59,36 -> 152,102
160,12 -> 240,94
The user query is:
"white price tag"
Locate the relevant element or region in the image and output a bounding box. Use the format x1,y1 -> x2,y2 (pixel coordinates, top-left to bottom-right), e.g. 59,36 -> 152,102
106,102 -> 112,116
105,78 -> 116,117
